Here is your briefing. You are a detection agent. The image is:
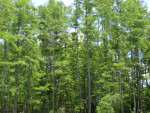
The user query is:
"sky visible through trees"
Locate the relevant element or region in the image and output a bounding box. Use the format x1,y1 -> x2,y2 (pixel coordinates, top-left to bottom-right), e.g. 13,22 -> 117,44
0,0 -> 150,113
32,0 -> 150,10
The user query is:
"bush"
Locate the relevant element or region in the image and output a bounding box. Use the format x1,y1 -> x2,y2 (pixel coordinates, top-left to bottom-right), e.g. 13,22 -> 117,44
96,94 -> 121,113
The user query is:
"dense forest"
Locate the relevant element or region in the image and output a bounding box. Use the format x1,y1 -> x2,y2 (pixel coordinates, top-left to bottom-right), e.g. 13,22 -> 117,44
0,0 -> 150,113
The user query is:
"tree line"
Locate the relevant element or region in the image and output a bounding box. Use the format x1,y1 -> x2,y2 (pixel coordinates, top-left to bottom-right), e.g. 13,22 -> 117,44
0,0 -> 150,113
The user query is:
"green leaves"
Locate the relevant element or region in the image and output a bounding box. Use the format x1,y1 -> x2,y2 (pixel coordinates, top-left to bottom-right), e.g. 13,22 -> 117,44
0,0 -> 150,112
97,94 -> 122,113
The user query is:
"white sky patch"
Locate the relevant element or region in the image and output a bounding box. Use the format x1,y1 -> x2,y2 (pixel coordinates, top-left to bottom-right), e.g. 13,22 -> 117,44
31,0 -> 150,11
143,73 -> 150,87
32,0 -> 48,7
32,0 -> 74,7
60,0 -> 74,6
144,0 -> 150,11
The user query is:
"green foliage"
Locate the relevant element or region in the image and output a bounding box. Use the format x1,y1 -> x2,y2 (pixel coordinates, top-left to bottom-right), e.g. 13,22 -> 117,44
97,94 -> 121,113
0,0 -> 150,112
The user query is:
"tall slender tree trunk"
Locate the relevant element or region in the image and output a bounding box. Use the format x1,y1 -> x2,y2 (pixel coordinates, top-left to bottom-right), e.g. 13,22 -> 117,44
135,47 -> 143,113
74,35 -> 77,113
138,75 -> 143,113
131,50 -> 136,113
85,0 -> 91,112
27,65 -> 31,113
145,65 -> 148,86
84,64 -> 87,113
97,18 -> 101,101
75,29 -> 82,111
52,32 -> 55,111
97,18 -> 100,88
14,50 -> 18,113
111,55 -> 114,93
57,78 -> 59,113
3,40 -> 7,113
74,1 -> 82,111
79,69 -> 82,111
115,1 -> 124,112
14,27 -> 20,113
14,46 -> 19,113
117,49 -> 124,113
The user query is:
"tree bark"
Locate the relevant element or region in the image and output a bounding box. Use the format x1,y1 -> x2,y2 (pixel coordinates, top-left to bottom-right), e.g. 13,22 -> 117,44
14,27 -> 20,113
85,0 -> 91,112
52,32 -> 55,111
84,63 -> 87,113
117,49 -> 124,113
138,63 -> 143,113
97,18 -> 101,93
131,49 -> 136,113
